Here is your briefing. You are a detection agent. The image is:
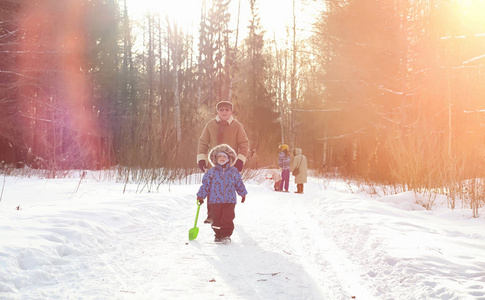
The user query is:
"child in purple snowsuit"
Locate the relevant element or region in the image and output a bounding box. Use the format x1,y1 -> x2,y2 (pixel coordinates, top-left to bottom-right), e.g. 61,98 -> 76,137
278,144 -> 291,192
197,144 -> 247,244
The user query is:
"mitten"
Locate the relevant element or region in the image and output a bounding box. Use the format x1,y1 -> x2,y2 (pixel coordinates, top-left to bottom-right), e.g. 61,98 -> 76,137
241,196 -> 246,203
197,196 -> 204,205
198,160 -> 206,172
234,159 -> 244,172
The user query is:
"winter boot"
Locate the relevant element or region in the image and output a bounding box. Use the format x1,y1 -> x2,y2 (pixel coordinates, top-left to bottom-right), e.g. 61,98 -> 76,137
214,235 -> 222,243
295,184 -> 303,194
221,236 -> 231,244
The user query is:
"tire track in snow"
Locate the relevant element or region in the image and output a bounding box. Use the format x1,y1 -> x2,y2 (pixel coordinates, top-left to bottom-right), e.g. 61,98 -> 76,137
292,199 -> 378,300
244,184 -> 378,299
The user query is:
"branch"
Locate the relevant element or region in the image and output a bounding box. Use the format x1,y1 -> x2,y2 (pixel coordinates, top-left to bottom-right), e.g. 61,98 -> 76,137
0,70 -> 32,79
293,108 -> 341,112
464,109 -> 485,114
440,33 -> 485,40
463,54 -> 485,65
317,128 -> 366,141
0,174 -> 4,204
378,85 -> 404,95
0,29 -> 18,39
19,112 -> 53,123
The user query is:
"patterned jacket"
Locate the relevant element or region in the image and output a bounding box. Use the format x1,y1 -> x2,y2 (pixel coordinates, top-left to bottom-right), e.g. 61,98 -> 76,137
278,151 -> 291,170
197,144 -> 248,204
197,165 -> 248,204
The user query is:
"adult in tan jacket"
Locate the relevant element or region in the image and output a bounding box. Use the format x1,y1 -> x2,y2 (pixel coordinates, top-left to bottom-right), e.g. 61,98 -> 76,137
291,148 -> 307,194
197,101 -> 249,172
197,100 -> 249,223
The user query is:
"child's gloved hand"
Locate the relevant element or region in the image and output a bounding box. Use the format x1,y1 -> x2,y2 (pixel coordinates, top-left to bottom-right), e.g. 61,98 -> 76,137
197,196 -> 204,205
241,196 -> 246,203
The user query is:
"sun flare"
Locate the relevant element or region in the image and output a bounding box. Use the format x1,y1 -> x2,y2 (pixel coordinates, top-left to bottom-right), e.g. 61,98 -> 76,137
125,0 -> 321,41
126,0 -> 202,27
452,0 -> 485,26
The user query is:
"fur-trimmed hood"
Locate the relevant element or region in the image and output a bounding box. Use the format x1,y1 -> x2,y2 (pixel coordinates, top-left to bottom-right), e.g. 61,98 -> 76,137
208,144 -> 237,167
291,148 -> 307,184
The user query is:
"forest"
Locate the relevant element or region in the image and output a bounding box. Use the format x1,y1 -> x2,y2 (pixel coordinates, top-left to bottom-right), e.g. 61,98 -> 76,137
1,0 -> 485,209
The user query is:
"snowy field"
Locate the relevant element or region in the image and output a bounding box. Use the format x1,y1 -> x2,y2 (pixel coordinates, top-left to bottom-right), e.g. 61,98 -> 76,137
0,171 -> 484,300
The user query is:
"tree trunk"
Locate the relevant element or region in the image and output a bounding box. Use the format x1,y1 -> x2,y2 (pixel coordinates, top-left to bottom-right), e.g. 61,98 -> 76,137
274,35 -> 285,144
290,0 -> 297,147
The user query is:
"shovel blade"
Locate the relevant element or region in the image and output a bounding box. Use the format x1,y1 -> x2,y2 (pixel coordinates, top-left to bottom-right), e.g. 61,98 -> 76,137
188,226 -> 199,241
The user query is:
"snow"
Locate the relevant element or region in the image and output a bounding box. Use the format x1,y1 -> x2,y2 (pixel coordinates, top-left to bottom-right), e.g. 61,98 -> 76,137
463,53 -> 485,65
1,171 -> 485,299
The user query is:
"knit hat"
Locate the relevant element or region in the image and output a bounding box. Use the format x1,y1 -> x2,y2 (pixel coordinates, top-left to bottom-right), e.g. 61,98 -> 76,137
208,144 -> 237,167
279,144 -> 289,151
216,152 -> 229,163
216,101 -> 233,111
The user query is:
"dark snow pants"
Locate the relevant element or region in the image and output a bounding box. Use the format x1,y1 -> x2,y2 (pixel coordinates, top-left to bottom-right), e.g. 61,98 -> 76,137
206,197 -> 212,219
280,169 -> 290,191
211,203 -> 236,239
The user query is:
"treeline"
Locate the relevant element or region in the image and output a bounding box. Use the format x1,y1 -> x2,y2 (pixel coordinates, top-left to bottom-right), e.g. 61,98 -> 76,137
313,0 -> 485,191
315,0 -> 485,214
0,0 -> 282,173
2,1 -> 485,194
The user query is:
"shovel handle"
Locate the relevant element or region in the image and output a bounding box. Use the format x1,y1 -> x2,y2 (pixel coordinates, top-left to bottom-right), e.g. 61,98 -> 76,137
194,202 -> 201,227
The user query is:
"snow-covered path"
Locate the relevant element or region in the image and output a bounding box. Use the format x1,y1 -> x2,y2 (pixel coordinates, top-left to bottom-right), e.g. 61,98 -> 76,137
1,173 -> 485,299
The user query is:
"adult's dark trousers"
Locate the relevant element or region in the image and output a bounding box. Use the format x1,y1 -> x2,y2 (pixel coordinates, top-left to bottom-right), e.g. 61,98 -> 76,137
206,200 -> 211,218
211,203 -> 236,239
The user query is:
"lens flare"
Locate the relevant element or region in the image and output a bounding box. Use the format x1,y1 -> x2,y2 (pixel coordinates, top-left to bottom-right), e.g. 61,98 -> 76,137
18,1 -> 110,169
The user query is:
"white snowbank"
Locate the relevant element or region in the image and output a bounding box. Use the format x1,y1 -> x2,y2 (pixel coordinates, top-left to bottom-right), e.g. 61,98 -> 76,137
0,173 -> 484,299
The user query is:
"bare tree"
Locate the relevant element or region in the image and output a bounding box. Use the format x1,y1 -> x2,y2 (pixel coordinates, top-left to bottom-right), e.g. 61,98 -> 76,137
167,20 -> 183,143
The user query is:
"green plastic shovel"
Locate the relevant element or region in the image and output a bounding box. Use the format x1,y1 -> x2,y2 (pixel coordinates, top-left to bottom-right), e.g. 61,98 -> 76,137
188,202 -> 201,240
